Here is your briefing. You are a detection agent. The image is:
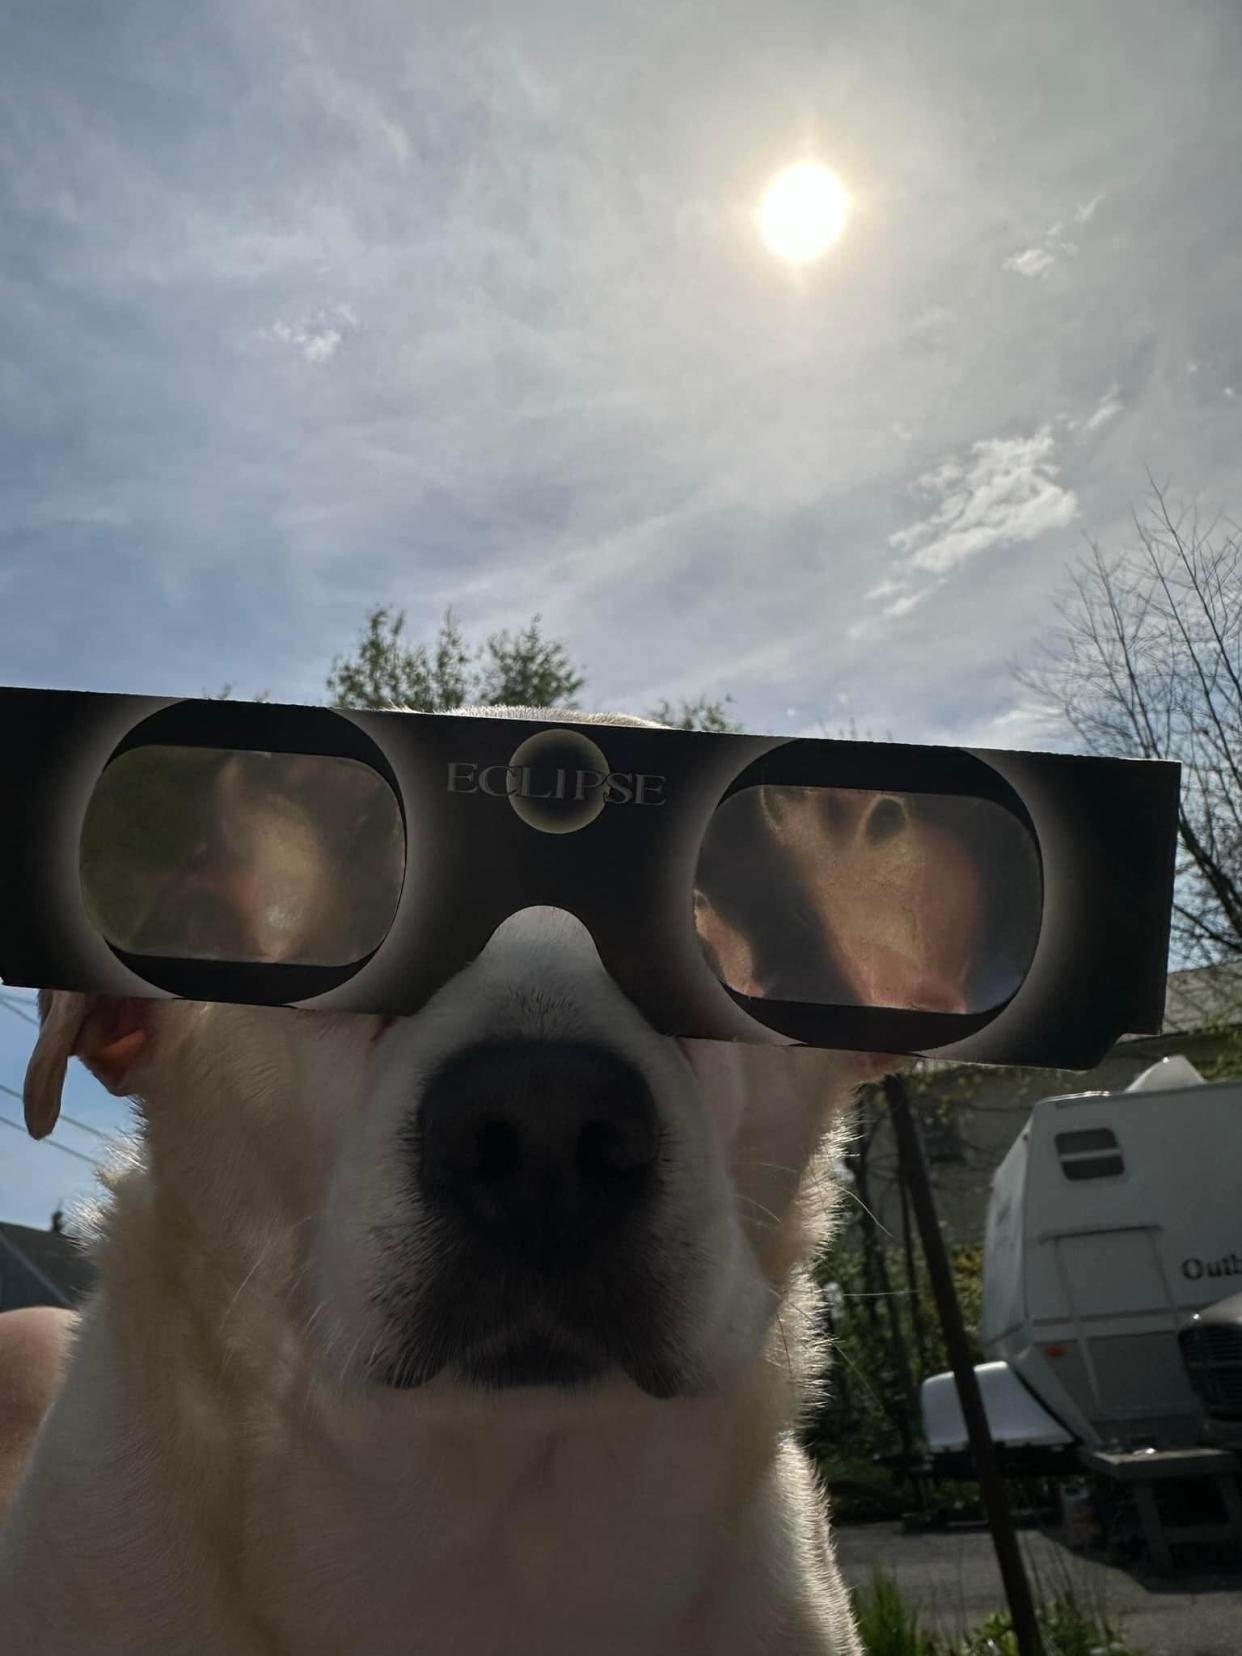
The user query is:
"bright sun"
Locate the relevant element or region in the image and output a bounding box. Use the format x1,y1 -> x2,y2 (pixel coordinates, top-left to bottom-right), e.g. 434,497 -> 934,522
758,162 -> 850,263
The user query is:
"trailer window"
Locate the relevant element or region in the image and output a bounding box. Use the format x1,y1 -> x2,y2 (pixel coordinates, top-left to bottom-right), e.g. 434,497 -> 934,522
1055,1128 -> 1124,1181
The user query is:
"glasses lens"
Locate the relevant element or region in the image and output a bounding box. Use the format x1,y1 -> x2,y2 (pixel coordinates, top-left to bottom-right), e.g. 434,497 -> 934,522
694,785 -> 1041,1015
80,746 -> 404,967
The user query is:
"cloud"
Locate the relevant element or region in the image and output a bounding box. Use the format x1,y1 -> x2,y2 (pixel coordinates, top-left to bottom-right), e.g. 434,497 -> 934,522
262,304 -> 359,364
1004,245 -> 1057,279
927,696 -> 1068,751
889,426 -> 1079,575
1084,386 -> 1124,431
1003,216 -> 1081,278
882,588 -> 928,619
1,0 -> 1240,771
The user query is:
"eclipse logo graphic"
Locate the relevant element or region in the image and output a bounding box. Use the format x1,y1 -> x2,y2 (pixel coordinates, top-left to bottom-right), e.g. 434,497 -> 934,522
446,728 -> 666,835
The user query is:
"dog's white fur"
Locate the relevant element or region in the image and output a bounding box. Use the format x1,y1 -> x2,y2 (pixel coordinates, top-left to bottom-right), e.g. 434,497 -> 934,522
0,709 -> 879,1655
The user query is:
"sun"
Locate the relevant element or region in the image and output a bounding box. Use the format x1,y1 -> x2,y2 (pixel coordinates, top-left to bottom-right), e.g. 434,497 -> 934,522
758,162 -> 850,263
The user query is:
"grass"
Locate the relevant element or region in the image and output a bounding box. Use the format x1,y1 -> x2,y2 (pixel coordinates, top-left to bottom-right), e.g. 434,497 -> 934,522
853,1567 -> 1143,1655
854,1567 -> 933,1653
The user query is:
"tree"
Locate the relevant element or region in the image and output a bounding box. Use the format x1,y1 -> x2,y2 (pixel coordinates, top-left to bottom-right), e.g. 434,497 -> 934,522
326,605 -> 739,730
1017,480 -> 1242,964
648,694 -> 740,733
325,607 -> 583,713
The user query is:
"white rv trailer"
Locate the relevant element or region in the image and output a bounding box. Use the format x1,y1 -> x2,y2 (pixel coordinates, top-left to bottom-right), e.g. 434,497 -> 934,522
922,1058 -> 1242,1455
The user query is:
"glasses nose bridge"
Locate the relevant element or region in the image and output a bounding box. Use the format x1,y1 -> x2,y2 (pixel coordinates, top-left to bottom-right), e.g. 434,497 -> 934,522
473,903 -> 612,974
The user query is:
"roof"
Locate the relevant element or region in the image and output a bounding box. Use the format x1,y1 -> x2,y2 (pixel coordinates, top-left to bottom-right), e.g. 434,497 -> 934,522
0,1219 -> 97,1308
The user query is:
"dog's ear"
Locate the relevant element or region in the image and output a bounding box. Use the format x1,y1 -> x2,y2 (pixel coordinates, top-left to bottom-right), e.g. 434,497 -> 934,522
23,991 -> 151,1139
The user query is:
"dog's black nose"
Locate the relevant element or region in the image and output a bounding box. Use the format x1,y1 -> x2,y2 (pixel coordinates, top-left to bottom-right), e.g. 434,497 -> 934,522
415,1042 -> 660,1261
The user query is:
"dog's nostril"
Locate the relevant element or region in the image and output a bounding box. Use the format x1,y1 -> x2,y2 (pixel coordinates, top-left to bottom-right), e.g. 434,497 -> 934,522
576,1116 -> 656,1179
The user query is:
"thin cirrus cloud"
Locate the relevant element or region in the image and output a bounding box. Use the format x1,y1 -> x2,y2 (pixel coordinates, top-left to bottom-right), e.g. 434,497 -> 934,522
1083,386 -> 1124,432
1003,245 -> 1058,279
1002,195 -> 1104,279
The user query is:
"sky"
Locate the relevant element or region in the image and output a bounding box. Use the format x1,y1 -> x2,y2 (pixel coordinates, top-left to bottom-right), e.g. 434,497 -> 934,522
3,0 -> 1241,1226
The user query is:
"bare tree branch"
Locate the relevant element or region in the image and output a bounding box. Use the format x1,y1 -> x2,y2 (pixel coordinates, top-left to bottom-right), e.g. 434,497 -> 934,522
1016,483 -> 1242,962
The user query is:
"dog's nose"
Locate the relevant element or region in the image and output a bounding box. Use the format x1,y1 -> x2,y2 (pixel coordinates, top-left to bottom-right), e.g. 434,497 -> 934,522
415,1042 -> 660,1260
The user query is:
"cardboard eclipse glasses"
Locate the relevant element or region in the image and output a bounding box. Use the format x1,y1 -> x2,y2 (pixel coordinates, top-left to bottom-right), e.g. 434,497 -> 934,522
0,687 -> 1180,1069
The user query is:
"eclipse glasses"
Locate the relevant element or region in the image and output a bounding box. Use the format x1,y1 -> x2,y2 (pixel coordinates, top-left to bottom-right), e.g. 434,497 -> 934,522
0,687 -> 1180,1069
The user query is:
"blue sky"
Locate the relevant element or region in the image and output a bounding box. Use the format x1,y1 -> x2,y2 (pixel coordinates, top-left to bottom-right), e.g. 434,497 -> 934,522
3,0 -> 1241,1225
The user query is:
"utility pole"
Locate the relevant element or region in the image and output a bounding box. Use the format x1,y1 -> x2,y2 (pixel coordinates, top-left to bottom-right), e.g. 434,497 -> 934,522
884,1072 -> 1043,1656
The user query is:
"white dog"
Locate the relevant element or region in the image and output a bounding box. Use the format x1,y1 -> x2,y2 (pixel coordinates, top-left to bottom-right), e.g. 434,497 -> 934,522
0,710 -> 890,1655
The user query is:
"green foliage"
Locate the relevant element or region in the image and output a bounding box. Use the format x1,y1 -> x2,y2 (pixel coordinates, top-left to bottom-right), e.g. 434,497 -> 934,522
647,694 -> 741,732
854,1567 -> 935,1655
1192,1025 -> 1242,1082
473,617 -> 586,709
325,606 -> 585,713
818,1456 -> 909,1523
853,1570 -> 1143,1656
807,1223 -> 984,1478
326,603 -> 737,729
209,684 -> 270,702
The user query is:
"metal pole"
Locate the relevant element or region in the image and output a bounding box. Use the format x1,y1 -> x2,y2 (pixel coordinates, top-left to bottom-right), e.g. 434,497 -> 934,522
884,1072 -> 1044,1656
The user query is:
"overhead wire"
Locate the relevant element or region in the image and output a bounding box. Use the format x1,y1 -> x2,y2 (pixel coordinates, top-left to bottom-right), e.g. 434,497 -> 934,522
0,995 -> 111,1174
0,1080 -> 115,1142
0,999 -> 119,1144
0,1113 -> 100,1166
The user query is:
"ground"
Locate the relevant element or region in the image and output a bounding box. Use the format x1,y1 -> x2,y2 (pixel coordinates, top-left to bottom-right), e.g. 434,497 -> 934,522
834,1523 -> 1242,1656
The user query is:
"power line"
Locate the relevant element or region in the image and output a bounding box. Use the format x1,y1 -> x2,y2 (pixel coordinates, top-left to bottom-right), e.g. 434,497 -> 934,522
0,1113 -> 99,1167
58,1112 -> 113,1142
0,1081 -> 113,1141
0,995 -> 39,1028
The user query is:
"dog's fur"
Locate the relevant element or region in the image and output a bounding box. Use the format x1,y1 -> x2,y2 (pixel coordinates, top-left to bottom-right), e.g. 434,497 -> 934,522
0,709 -> 887,1655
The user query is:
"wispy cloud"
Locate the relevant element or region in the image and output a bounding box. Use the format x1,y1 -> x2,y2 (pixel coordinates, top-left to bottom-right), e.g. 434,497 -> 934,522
1004,245 -> 1058,279
1084,386 -> 1124,431
1003,211 -> 1087,279
889,426 -> 1079,574
881,588 -> 928,619
1074,191 -> 1105,224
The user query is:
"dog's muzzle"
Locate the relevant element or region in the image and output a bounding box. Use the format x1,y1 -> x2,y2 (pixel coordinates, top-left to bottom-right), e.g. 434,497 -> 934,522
378,1041 -> 689,1395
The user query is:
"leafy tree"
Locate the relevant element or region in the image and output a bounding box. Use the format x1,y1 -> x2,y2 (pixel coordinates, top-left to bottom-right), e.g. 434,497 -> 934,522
325,608 -> 473,712
648,694 -> 740,732
325,607 -> 584,713
475,617 -> 586,709
326,604 -> 738,729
